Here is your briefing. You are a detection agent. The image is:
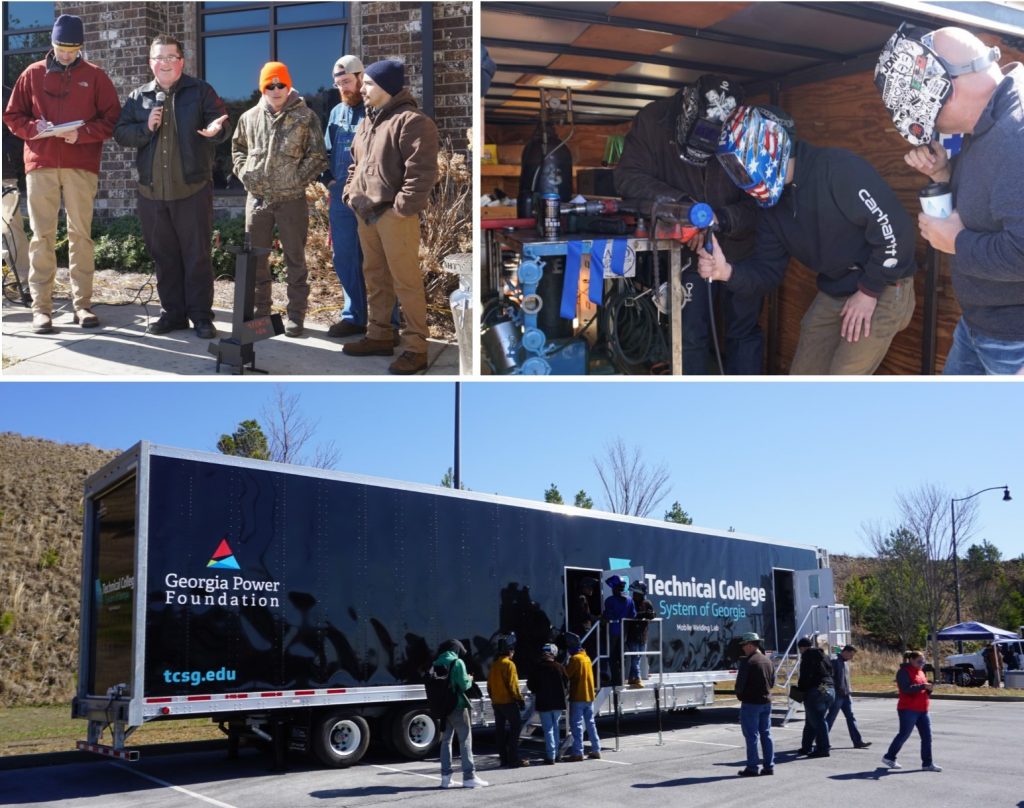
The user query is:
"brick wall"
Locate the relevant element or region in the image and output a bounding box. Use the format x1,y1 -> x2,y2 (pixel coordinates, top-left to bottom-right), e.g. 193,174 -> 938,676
61,1 -> 192,218
432,2 -> 472,150
355,2 -> 471,151
44,2 -> 471,218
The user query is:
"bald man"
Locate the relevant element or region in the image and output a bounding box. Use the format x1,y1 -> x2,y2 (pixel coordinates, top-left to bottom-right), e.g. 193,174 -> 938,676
877,26 -> 1024,374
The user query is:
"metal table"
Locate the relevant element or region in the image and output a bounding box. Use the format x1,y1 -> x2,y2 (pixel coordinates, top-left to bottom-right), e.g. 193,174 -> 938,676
492,229 -> 686,375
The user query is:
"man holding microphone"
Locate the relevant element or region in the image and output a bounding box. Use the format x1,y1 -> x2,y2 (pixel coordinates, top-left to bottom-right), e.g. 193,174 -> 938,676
876,25 -> 1024,374
114,35 -> 230,339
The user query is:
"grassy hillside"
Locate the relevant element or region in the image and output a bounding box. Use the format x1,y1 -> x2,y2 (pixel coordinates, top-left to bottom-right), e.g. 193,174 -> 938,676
0,433 -> 119,706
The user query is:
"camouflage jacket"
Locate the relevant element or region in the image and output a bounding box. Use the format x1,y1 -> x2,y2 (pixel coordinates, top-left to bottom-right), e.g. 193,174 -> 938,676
232,91 -> 327,203
343,88 -> 438,222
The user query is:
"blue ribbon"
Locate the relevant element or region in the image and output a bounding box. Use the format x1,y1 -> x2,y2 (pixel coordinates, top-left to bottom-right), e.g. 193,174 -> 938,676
561,240 -> 585,319
588,239 -> 629,307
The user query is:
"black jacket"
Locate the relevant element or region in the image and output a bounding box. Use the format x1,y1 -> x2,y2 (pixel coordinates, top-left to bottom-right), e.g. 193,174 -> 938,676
114,74 -> 231,187
527,657 -> 568,712
736,649 -> 775,704
797,647 -> 834,691
614,91 -> 757,264
728,141 -> 917,299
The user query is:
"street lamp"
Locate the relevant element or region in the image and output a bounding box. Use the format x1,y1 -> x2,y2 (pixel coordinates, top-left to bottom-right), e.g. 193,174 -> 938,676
950,486 -> 1012,652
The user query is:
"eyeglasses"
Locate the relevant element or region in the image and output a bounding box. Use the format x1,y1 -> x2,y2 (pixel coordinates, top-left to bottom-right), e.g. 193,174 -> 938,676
151,55 -> 182,63
264,83 -> 287,91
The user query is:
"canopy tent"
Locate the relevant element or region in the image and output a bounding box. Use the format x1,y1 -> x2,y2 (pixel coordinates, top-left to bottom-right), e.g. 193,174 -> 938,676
931,621 -> 1018,641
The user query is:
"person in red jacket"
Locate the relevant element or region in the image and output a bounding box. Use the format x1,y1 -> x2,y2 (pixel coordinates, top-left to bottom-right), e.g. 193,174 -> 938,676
882,651 -> 942,771
3,14 -> 120,334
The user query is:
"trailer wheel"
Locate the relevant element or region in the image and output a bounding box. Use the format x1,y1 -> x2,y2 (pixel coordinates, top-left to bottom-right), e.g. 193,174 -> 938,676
312,713 -> 370,768
389,707 -> 440,760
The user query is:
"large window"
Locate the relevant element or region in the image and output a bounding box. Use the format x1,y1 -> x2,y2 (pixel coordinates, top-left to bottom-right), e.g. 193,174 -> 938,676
3,1 -> 55,86
198,2 -> 349,191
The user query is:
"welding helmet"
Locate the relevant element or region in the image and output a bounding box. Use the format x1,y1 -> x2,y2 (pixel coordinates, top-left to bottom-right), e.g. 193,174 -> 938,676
605,575 -> 625,590
875,23 -> 999,146
716,105 -> 795,208
678,74 -> 744,166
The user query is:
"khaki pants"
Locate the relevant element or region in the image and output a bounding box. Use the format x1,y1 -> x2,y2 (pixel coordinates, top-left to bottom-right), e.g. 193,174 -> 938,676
357,208 -> 427,354
246,195 -> 309,323
790,280 -> 916,375
25,167 -> 98,314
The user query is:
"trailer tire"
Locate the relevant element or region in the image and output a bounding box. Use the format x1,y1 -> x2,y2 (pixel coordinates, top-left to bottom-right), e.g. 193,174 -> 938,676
390,706 -> 440,760
312,713 -> 370,768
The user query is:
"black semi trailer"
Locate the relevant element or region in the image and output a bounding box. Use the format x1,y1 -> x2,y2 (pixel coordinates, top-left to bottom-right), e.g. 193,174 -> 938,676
74,442 -> 842,766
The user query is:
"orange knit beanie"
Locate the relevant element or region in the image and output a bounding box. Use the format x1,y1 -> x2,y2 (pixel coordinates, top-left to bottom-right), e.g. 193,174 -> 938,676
259,62 -> 292,92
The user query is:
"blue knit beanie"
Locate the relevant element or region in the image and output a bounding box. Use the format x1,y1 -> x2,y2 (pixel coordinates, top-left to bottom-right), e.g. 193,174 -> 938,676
364,59 -> 405,97
52,14 -> 85,47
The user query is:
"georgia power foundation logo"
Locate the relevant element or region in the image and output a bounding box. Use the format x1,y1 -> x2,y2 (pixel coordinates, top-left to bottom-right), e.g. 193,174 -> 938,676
162,536 -> 282,608
207,538 -> 241,570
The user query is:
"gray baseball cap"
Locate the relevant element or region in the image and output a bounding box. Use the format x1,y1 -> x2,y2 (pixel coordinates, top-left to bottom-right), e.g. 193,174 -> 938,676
334,54 -> 364,75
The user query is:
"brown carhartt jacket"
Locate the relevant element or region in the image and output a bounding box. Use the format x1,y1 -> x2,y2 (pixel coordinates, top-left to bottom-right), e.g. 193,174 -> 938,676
343,88 -> 438,222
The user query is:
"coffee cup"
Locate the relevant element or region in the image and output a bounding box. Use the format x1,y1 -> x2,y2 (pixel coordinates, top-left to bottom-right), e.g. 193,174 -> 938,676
919,182 -> 952,218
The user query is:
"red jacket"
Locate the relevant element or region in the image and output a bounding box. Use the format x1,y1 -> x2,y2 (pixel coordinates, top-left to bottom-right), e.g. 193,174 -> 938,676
895,662 -> 930,712
3,54 -> 120,175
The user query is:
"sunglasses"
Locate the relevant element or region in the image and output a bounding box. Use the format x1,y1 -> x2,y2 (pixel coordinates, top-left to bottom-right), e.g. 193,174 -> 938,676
264,83 -> 287,91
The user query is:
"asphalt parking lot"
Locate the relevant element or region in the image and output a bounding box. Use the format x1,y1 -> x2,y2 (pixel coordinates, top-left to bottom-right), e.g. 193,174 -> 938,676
1,698 -> 1021,807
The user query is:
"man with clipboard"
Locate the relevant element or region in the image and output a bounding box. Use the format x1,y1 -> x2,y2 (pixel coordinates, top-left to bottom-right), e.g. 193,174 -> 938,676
3,14 -> 120,334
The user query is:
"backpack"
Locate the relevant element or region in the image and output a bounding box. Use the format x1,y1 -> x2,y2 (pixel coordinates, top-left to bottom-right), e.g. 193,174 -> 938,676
424,661 -> 458,720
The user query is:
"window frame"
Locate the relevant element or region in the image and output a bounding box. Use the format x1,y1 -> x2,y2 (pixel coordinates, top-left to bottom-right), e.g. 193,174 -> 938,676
195,2 -> 349,195
2,1 -> 56,86
196,1 -> 350,79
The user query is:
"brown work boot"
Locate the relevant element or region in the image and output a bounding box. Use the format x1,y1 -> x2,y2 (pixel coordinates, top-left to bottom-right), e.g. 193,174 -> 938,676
73,308 -> 99,328
327,320 -> 366,338
32,312 -> 54,334
388,351 -> 428,375
342,337 -> 394,357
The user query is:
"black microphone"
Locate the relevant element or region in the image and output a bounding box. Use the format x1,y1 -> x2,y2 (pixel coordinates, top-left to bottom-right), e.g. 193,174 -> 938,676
154,91 -> 166,127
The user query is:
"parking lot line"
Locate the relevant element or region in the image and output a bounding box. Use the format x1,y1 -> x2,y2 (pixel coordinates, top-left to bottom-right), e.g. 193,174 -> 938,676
371,764 -> 443,783
110,762 -> 238,808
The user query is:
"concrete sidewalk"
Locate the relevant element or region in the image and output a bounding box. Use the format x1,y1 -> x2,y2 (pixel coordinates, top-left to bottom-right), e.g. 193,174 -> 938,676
1,299 -> 459,376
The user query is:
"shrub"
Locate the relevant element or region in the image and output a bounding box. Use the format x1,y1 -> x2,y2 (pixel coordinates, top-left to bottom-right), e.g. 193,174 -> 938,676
0,612 -> 13,635
93,215 -> 153,272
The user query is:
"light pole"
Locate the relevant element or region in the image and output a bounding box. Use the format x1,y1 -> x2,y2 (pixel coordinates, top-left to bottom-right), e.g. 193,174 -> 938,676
950,486 -> 1011,652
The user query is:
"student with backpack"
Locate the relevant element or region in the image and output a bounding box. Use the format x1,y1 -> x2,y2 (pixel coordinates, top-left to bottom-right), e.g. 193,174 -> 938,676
431,639 -> 488,789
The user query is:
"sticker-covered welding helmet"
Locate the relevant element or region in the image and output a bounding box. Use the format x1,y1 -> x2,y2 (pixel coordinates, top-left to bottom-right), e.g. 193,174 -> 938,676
716,105 -> 794,208
678,74 -> 744,166
875,22 -> 999,146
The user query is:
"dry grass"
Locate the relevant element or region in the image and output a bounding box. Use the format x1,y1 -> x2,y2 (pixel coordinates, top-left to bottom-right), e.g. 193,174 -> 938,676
0,434 -> 118,708
0,705 -> 220,756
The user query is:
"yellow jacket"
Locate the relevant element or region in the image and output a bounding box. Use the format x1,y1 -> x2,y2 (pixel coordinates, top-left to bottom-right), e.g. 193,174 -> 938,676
488,655 -> 523,705
566,650 -> 596,702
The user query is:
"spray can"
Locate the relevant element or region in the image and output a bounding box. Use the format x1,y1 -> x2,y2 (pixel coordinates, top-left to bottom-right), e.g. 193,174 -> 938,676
542,193 -> 561,239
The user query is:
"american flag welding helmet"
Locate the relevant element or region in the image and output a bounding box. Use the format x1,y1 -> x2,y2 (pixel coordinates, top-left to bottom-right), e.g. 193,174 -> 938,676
716,105 -> 794,208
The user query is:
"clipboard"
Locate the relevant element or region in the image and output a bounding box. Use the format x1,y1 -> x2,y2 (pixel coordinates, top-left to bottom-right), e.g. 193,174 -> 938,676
32,120 -> 85,140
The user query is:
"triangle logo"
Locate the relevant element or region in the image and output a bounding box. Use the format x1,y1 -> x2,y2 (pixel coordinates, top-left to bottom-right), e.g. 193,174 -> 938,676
207,538 -> 241,569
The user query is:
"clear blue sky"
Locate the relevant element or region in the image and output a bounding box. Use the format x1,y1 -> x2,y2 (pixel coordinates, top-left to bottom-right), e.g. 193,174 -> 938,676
1,380 -> 1021,559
